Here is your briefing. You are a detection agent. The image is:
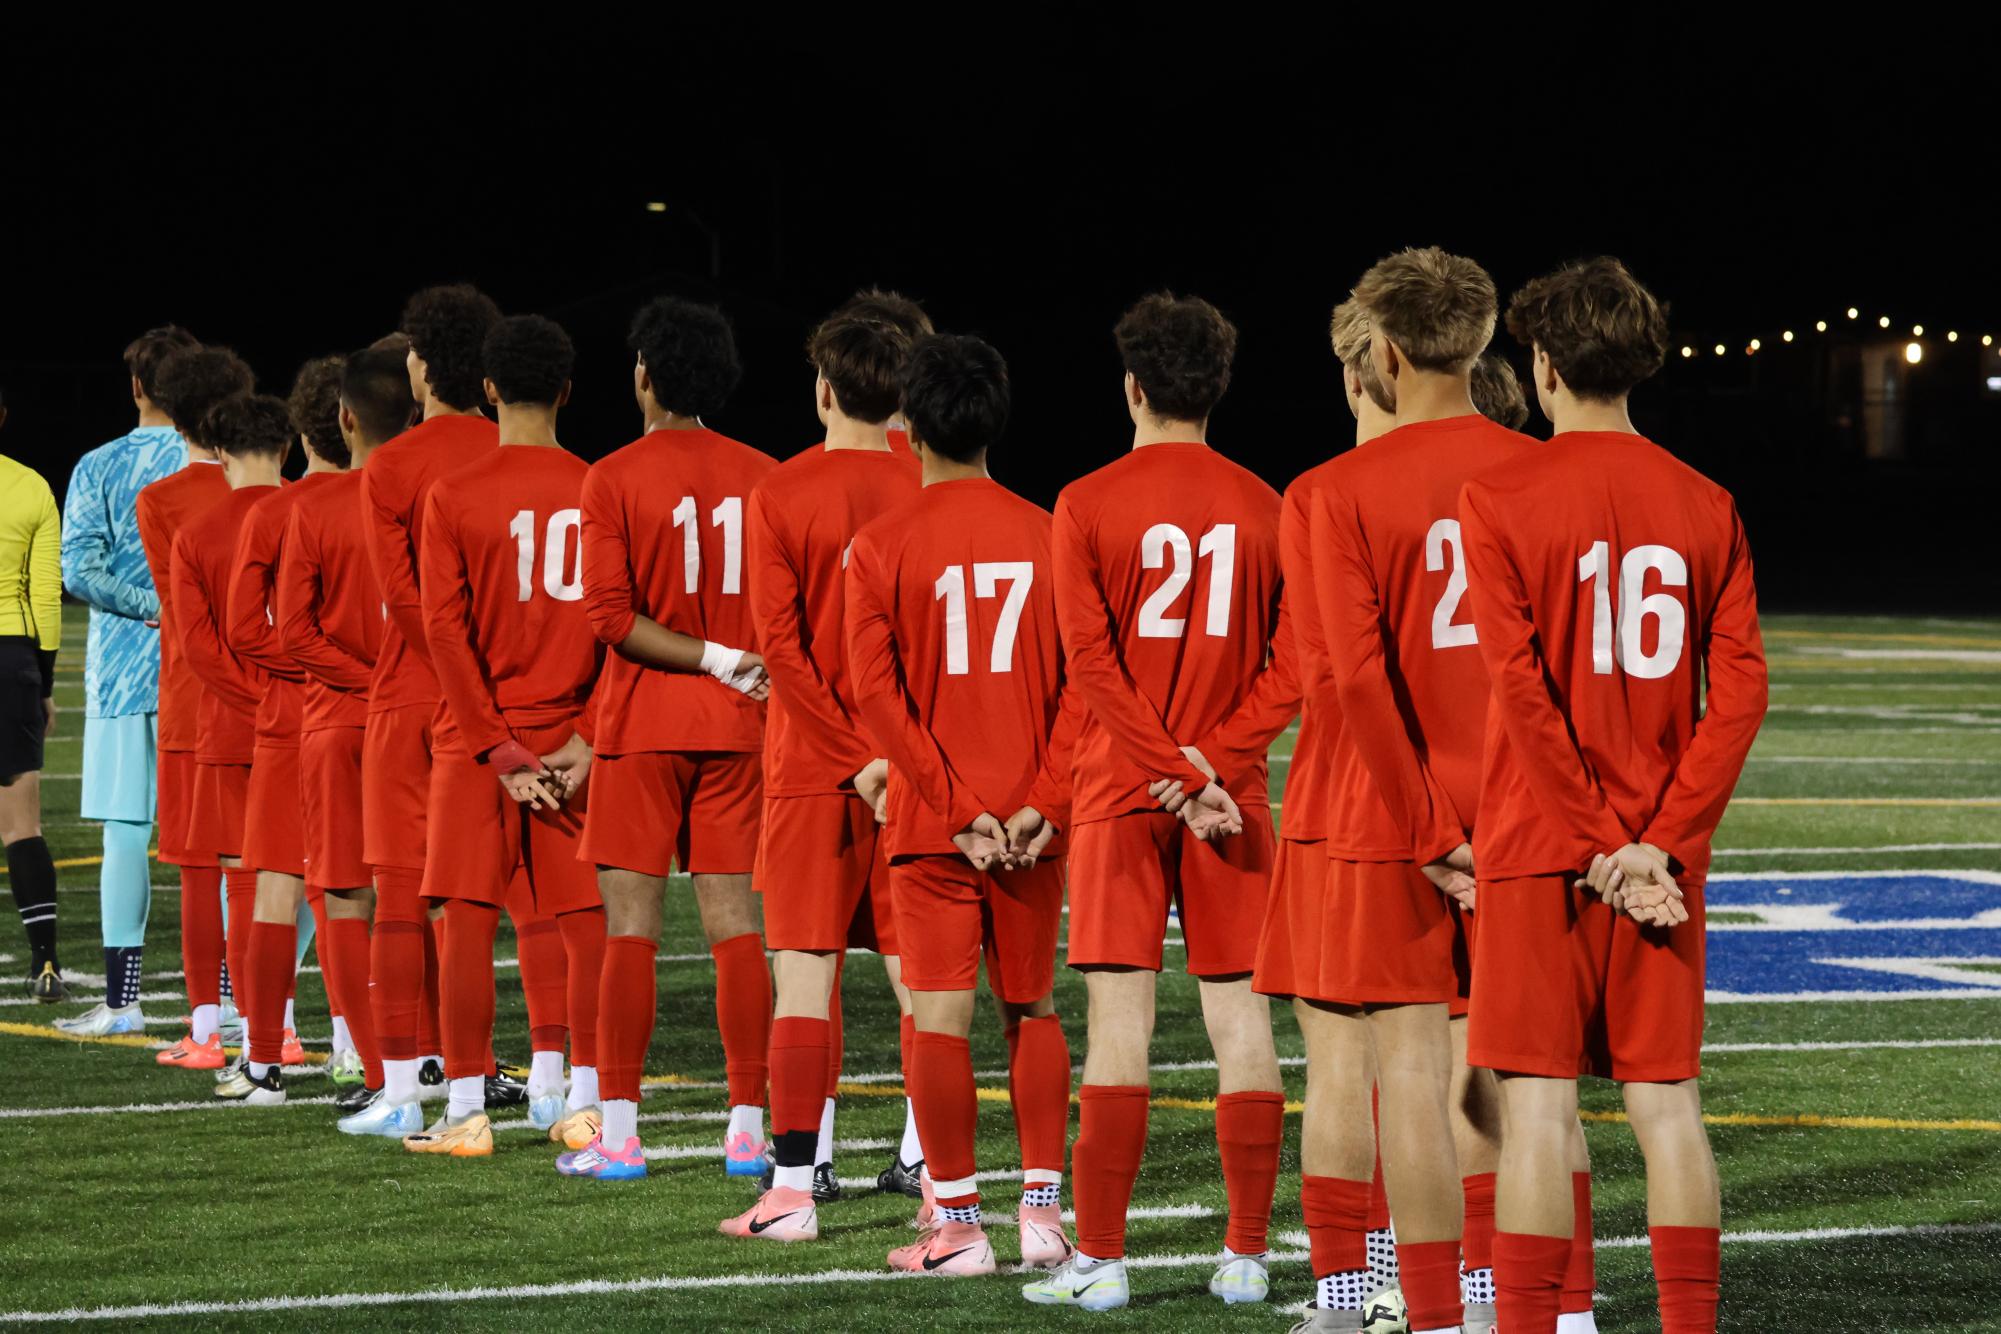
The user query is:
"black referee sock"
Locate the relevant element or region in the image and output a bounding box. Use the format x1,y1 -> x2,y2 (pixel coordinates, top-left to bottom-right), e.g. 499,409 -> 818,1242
6,835 -> 58,972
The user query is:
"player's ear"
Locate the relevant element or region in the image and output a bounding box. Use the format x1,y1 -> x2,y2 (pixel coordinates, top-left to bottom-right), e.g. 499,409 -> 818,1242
484,377 -> 502,409
556,381 -> 573,409
1371,333 -> 1398,384
131,375 -> 145,404
337,401 -> 356,434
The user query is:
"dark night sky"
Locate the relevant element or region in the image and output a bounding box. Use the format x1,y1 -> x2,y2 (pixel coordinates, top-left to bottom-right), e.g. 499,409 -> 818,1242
2,23 -> 1992,606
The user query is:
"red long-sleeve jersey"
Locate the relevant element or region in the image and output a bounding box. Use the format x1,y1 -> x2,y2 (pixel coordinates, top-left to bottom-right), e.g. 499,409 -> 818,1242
136,461 -> 230,751
1051,442 -> 1294,825
1460,430 -> 1768,882
226,476 -> 333,748
169,485 -> 276,765
1274,460 -> 1343,843
1311,415 -> 1533,863
420,445 -> 603,758
747,443 -> 921,796
360,414 -> 498,714
845,477 -> 1080,860
579,427 -> 777,755
276,471 -> 382,733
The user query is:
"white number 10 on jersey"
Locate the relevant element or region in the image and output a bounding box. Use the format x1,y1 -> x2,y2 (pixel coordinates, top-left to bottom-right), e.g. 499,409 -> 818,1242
509,509 -> 583,602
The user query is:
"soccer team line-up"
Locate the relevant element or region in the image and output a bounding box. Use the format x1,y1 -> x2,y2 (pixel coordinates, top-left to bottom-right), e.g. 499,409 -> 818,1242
7,248 -> 1989,1334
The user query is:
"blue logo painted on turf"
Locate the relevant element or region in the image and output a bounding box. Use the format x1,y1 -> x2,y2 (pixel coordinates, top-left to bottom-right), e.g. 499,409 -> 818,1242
1705,872 -> 2001,1001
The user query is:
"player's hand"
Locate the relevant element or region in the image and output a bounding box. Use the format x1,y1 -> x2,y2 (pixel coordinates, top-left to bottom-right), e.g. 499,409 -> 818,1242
700,641 -> 769,699
853,757 -> 889,824
1422,841 -> 1476,910
734,650 -> 771,702
1181,745 -> 1218,783
1576,844 -> 1686,927
1181,782 -> 1244,841
500,769 -> 565,811
1150,777 -> 1190,814
540,732 -> 593,802
1003,805 -> 1058,868
42,697 -> 56,738
952,812 -> 1008,872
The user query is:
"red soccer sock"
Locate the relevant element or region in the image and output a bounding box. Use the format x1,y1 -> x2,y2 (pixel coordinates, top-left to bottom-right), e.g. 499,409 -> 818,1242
597,935 -> 657,1103
1073,1084 -> 1149,1260
824,954 -> 846,1100
370,869 -> 426,1061
1008,1014 -> 1071,1177
711,933 -> 772,1106
513,912 -> 568,1054
246,920 -> 295,1067
441,899 -> 500,1081
1463,1170 -> 1499,1273
420,908 -> 444,1056
1650,1225 -> 1720,1334
1217,1090 -> 1285,1255
909,1030 -> 978,1194
1300,1174 -> 1371,1281
179,866 -> 224,1009
1398,1238 -> 1465,1332
769,1015 -> 831,1167
325,917 -> 382,1087
1563,1171 -> 1596,1314
223,869 -> 257,1010
1495,1230 -> 1571,1334
557,907 -> 605,1068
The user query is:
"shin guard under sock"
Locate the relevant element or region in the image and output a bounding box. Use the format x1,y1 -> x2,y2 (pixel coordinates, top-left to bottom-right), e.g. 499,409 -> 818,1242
711,932 -> 771,1107
1073,1084 -> 1149,1260
1216,1089 -> 1285,1256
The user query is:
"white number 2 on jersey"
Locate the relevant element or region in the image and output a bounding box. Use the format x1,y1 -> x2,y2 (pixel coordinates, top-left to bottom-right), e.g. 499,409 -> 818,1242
1137,522 -> 1235,639
1425,518 -> 1477,649
935,561 -> 1033,675
509,509 -> 583,602
670,495 -> 745,595
1577,540 -> 1688,678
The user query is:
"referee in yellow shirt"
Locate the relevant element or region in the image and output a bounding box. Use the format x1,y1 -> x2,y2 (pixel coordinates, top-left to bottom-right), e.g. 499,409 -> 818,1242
0,386 -> 66,1001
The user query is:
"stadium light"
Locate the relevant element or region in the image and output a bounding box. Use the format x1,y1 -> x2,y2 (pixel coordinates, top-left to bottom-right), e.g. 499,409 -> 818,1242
1912,324 -> 1924,336
645,201 -> 668,213
1681,345 -> 1695,358
1878,316 -> 1892,329
1749,338 -> 1762,352
1782,330 -> 1795,342
1847,307 -> 1860,319
1905,342 -> 1923,365
1816,320 -> 1828,332
1948,331 -> 1959,342
1986,335 -> 1995,347
1713,344 -> 1726,356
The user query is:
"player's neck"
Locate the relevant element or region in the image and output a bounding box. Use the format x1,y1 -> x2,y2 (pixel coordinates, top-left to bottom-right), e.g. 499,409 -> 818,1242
920,453 -> 989,487
223,456 -> 283,489
497,403 -> 563,448
1130,415 -> 1206,450
1354,407 -> 1396,446
302,453 -> 343,477
1389,371 -> 1477,427
423,395 -> 487,422
1551,395 -> 1638,436
643,406 -> 704,434
136,403 -> 173,429
185,441 -> 220,464
823,415 -> 895,453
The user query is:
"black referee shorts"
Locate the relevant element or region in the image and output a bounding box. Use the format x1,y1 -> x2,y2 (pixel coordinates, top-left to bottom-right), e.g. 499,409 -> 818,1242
0,637 -> 48,784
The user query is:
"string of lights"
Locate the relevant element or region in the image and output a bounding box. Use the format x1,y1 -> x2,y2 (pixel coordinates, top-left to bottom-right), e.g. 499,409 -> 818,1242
1677,308 -> 1997,365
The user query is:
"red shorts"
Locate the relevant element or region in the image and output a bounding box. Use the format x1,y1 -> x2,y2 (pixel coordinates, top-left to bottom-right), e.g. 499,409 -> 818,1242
422,727 -> 600,917
301,726 -> 371,891
890,854 -> 1062,1001
1270,852 -> 1457,1007
362,703 -> 435,871
156,748 -> 218,868
581,750 -> 761,877
1066,808 -> 1274,977
241,742 -> 305,877
757,793 -> 895,954
184,761 -> 250,860
1467,874 -> 1706,1083
1252,837 -> 1327,1000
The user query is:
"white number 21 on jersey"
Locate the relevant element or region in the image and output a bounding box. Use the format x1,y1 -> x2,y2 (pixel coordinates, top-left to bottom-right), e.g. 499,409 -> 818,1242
935,562 -> 1033,674
1137,522 -> 1235,638
509,509 -> 582,602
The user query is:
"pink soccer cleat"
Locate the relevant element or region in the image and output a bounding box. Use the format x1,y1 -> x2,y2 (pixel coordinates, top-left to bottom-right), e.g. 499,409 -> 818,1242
1018,1202 -> 1075,1269
280,1028 -> 306,1067
719,1185 -> 819,1242
911,1164 -> 938,1231
156,1033 -> 225,1070
888,1219 -> 996,1276
555,1134 -> 646,1180
723,1129 -> 768,1178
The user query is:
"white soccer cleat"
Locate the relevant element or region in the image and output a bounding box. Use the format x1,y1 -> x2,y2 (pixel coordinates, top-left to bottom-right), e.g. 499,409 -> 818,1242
1022,1257 -> 1130,1310
53,1002 -> 146,1037
1210,1251 -> 1270,1305
338,1093 -> 425,1137
528,1094 -> 566,1130
325,1047 -> 366,1088
1289,1308 -> 1365,1334
1361,1286 -> 1409,1333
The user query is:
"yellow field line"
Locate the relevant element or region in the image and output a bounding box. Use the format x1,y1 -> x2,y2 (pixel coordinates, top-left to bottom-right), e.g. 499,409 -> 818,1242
1765,630 -> 2001,649
0,1019 -> 329,1066
1730,798 -> 2001,808
1582,1108 -> 2001,1133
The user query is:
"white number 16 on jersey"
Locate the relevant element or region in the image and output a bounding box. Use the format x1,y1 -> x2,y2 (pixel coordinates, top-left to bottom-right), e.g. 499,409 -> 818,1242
935,562 -> 1033,674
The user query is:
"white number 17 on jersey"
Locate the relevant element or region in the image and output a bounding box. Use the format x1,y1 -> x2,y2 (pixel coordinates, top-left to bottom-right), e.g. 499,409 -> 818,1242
935,562 -> 1033,674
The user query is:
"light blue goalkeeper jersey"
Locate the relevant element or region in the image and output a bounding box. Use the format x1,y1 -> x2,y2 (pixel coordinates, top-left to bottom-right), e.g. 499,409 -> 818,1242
61,425 -> 186,718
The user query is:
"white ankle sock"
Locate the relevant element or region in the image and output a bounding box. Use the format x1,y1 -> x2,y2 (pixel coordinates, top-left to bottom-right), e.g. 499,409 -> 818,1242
528,1049 -> 564,1096
1462,1266 -> 1496,1304
447,1075 -> 483,1120
283,998 -> 295,1031
330,1015 -> 352,1056
1316,1269 -> 1368,1310
1366,1225 -> 1400,1289
900,1097 -> 923,1164
815,1096 -> 836,1165
191,1003 -> 219,1044
774,1163 -> 813,1193
1556,1314 -> 1599,1333
602,1098 -> 638,1146
383,1058 -> 419,1104
727,1103 -> 764,1141
248,1060 -> 272,1081
568,1065 -> 598,1109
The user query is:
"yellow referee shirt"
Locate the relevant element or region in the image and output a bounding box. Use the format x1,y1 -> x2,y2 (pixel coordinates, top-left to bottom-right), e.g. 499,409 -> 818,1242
0,452 -> 62,651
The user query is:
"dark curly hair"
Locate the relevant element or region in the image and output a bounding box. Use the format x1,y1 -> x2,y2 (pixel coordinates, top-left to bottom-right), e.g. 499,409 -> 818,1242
482,315 -> 575,407
900,334 -> 1009,464
807,289 -> 933,424
153,346 -> 254,444
629,296 -> 742,420
202,393 -> 294,461
1471,353 -> 1530,431
288,355 -> 350,467
1505,257 -> 1669,401
1114,293 -> 1238,423
123,326 -> 200,404
400,283 -> 501,411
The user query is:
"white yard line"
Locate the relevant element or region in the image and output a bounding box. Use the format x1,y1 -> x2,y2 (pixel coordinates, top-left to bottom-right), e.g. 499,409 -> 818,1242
1712,842 -> 2001,856
0,1096 -> 337,1120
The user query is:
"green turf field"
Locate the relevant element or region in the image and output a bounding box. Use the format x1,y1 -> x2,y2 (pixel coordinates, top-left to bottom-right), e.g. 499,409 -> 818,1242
2,611 -> 1997,1331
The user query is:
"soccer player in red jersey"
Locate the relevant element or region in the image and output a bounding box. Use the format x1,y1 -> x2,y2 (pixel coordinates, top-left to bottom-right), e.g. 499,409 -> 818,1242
1462,258 -> 1766,1334
725,293 -> 930,1239
838,334 -> 1078,1275
278,346 -> 406,1119
579,297 -> 777,1176
400,315 -> 609,1161
168,393 -> 290,1096
1025,294 -> 1291,1312
138,346 -> 251,1069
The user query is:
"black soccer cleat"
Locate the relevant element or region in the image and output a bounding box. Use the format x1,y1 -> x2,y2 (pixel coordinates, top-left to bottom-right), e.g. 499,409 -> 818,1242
334,1083 -> 380,1114
418,1057 -> 446,1095
812,1163 -> 843,1204
30,962 -> 68,1004
485,1067 -> 529,1107
877,1155 -> 925,1200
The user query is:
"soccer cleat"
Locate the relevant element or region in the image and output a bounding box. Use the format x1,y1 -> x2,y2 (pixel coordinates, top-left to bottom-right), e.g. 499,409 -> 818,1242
723,1129 -> 768,1177
214,1064 -> 285,1106
280,1029 -> 306,1067
912,1165 -> 938,1231
217,1001 -> 244,1043
1462,1302 -> 1497,1334
1360,1287 -> 1408,1333
402,1112 -> 493,1156
877,1154 -> 925,1200
1288,1308 -> 1365,1334
485,1068 -> 529,1107
719,1185 -> 819,1241
528,1094 -> 566,1131
54,1002 -> 145,1037
338,1093 -> 424,1138
416,1057 -> 446,1101
334,1083 -> 379,1114
812,1163 -> 842,1203
551,1107 -> 601,1151
556,1134 -> 648,1181
888,1220 -> 995,1276
1018,1202 -> 1074,1270
30,963 -> 68,1004
325,1047 -> 366,1088
1209,1252 -> 1269,1305
1022,1256 -> 1128,1308
156,1033 -> 225,1070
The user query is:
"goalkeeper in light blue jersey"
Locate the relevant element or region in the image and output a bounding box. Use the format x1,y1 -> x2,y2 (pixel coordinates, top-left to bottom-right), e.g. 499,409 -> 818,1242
53,327 -> 199,1036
